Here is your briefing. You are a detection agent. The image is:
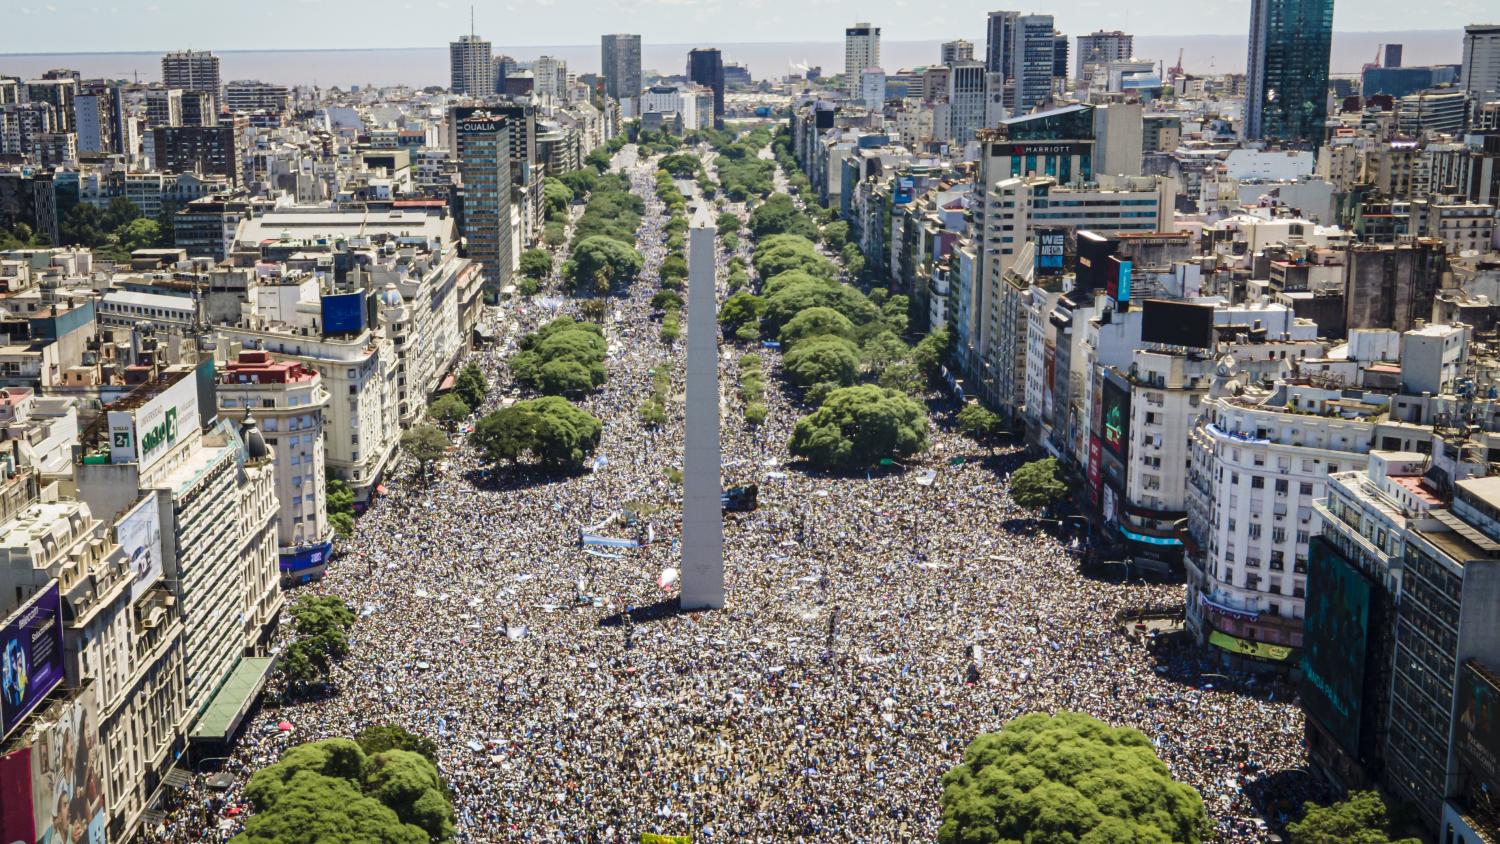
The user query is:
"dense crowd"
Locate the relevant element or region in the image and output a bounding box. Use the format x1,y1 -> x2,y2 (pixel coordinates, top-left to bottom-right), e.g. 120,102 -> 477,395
149,144 -> 1319,843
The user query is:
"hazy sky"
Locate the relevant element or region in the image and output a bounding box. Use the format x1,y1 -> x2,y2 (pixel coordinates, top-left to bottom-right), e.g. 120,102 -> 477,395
3,0 -> 1493,53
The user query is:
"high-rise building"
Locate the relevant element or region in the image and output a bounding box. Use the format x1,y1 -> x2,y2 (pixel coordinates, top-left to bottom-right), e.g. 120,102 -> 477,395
533,55 -> 568,104
986,10 -> 1019,76
1052,32 -> 1070,81
1461,24 -> 1500,105
455,108 -> 514,294
224,80 -> 291,114
74,81 -> 123,155
941,39 -> 974,65
1076,30 -> 1134,81
601,34 -> 643,109
152,125 -> 240,186
449,34 -> 495,97
1384,43 -> 1404,68
1011,14 -> 1057,116
1243,0 -> 1334,143
180,90 -> 217,127
24,77 -> 76,133
687,48 -> 725,129
860,68 -> 887,110
160,49 -> 221,111
844,23 -> 881,97
146,88 -> 183,128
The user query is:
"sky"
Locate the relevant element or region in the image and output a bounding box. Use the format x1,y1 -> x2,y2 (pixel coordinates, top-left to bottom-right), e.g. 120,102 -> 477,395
3,0 -> 1495,54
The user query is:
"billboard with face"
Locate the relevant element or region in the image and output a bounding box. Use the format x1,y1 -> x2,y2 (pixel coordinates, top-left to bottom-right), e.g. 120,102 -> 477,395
1,583 -> 65,741
30,684 -> 106,844
1300,537 -> 1372,756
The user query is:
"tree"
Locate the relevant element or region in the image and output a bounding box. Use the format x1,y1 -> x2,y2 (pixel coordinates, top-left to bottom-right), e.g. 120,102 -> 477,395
822,220 -> 850,252
541,177 -> 572,220
356,725 -> 439,764
783,335 -> 860,388
660,254 -> 688,283
749,193 -> 818,240
753,236 -> 833,281
878,361 -> 924,397
938,712 -> 1207,844
744,402 -> 768,426
912,327 -> 951,381
1010,457 -> 1068,510
520,248 -> 553,281
454,362 -> 488,410
327,477 -> 356,539
280,639 -> 333,688
509,318 -> 607,395
401,425 -> 450,476
957,403 -> 1003,448
472,396 -> 602,468
427,394 -> 471,430
762,278 -> 881,335
716,211 -> 741,238
779,306 -> 855,350
567,235 -> 643,293
718,291 -> 763,332
117,217 -> 162,254
788,385 -> 928,469
236,739 -> 452,844
1287,791 -> 1421,844
859,330 -> 909,377
652,290 -> 684,312
537,358 -> 596,395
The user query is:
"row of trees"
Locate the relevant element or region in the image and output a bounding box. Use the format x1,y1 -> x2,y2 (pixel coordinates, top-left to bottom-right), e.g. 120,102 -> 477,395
563,172 -> 644,294
234,732 -> 452,843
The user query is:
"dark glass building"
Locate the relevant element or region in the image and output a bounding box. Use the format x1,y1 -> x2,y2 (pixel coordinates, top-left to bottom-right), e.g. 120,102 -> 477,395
687,48 -> 724,129
1243,0 -> 1334,144
454,109 -> 514,294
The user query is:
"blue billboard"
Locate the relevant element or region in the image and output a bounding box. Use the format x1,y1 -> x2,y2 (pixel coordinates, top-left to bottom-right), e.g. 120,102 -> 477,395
1,582 -> 65,740
894,176 -> 915,205
322,292 -> 366,335
1036,228 -> 1065,272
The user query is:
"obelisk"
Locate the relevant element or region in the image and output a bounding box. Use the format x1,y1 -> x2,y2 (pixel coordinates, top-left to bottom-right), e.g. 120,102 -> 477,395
680,202 -> 725,609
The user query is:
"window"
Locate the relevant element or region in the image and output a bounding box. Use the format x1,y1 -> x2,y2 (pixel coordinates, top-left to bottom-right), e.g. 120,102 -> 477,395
1251,476 -> 1264,489
1300,482 -> 1313,496
1275,479 -> 1288,494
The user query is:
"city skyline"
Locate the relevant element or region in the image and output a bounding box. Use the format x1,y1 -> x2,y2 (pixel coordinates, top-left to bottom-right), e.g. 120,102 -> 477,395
2,1 -> 1493,54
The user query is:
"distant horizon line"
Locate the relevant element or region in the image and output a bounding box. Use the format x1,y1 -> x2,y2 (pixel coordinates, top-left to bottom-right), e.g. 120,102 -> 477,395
0,28 -> 1466,58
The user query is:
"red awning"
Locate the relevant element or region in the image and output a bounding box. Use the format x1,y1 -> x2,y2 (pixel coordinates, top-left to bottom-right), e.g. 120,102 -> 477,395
439,374 -> 456,391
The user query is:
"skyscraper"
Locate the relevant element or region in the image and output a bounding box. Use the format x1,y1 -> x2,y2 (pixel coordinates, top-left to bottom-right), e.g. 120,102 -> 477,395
454,109 -> 514,294
450,34 -> 495,97
1076,31 -> 1135,81
1462,24 -> 1500,106
1011,14 -> 1057,116
533,56 -> 569,104
1243,0 -> 1334,144
985,11 -> 1019,76
161,50 -> 221,111
844,23 -> 881,97
687,49 -> 725,129
601,34 -> 643,109
1052,31 -> 1070,82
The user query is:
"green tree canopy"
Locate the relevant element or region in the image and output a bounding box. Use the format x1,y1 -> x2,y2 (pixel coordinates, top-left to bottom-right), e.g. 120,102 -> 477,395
788,385 -> 928,468
912,327 -> 952,380
400,424 -> 450,475
567,235 -> 643,294
762,278 -> 881,335
749,193 -> 818,240
822,220 -> 850,252
427,393 -> 471,430
718,291 -> 763,331
779,306 -> 856,350
236,739 -> 452,844
508,317 -> 607,395
753,236 -> 833,281
472,396 -> 602,468
520,248 -> 553,281
716,212 -> 742,237
541,177 -> 573,220
957,403 -> 1004,445
454,362 -> 488,410
1010,457 -> 1068,510
1286,791 -> 1421,844
355,725 -> 438,763
938,712 -> 1208,844
783,335 -> 860,388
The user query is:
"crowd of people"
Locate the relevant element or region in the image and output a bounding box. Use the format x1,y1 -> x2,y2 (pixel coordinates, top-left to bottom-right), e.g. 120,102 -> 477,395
149,143 -> 1321,843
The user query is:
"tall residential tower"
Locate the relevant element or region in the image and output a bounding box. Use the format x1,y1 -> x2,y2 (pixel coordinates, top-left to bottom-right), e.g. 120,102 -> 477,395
1243,0 -> 1334,143
844,23 -> 881,98
602,34 -> 643,112
450,34 -> 495,97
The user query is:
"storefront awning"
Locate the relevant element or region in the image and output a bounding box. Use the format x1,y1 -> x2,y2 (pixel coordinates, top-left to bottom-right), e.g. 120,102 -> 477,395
1209,631 -> 1295,662
189,656 -> 276,742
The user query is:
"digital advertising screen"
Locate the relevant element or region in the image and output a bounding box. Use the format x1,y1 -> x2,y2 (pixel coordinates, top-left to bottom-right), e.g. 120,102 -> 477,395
1100,379 -> 1130,462
322,291 -> 367,335
1300,537 -> 1373,756
1035,228 -> 1066,273
1456,661 -> 1500,788
1141,299 -> 1216,349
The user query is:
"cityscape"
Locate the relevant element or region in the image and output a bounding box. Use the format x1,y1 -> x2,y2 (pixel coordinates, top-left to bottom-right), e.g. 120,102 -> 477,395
0,3 -> 1497,844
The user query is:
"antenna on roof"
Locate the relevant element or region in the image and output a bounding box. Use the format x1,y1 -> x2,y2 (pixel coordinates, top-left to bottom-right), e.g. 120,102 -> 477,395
470,5 -> 475,38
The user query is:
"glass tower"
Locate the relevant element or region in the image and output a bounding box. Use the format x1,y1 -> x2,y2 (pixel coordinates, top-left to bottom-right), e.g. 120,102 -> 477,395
1244,0 -> 1334,144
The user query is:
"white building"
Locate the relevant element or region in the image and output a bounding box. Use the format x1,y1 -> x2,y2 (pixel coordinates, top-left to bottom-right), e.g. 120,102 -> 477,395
844,23 -> 881,98
859,68 -> 886,110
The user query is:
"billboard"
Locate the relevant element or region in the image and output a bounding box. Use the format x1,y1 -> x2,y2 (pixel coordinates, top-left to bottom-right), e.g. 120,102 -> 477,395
0,747 -> 35,844
322,291 -> 366,335
1300,537 -> 1372,756
29,684 -> 106,844
1035,228 -> 1065,273
1,584 -> 65,741
893,176 -> 915,205
106,372 -> 201,473
1456,661 -> 1500,788
1100,379 -> 1130,462
118,495 -> 163,603
1141,299 -> 1216,349
1087,436 -> 1103,506
1107,257 -> 1133,308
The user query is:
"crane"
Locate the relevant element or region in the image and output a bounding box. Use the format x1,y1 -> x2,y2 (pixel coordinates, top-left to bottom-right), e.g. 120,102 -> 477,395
1169,48 -> 1185,78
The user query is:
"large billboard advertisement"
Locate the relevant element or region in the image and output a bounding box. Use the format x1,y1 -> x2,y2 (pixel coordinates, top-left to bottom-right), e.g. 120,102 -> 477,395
118,495 -> 163,603
1300,537 -> 1373,756
1456,661 -> 1500,789
1141,299 -> 1216,349
106,373 -> 201,473
1,583 -> 65,741
321,292 -> 366,335
29,684 -> 106,844
1036,228 -> 1065,273
1100,379 -> 1130,462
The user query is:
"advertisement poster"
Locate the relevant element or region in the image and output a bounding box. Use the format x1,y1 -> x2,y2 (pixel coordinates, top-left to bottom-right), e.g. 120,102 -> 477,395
1100,380 -> 1131,462
1456,662 -> 1500,787
29,684 -> 106,844
117,496 -> 163,604
1087,436 -> 1103,507
1,583 -> 65,740
1036,228 -> 1065,272
0,747 -> 35,844
1299,538 -> 1372,755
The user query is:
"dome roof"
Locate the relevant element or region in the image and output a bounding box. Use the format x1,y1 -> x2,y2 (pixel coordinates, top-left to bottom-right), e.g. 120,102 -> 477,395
379,283 -> 403,308
239,407 -> 269,460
